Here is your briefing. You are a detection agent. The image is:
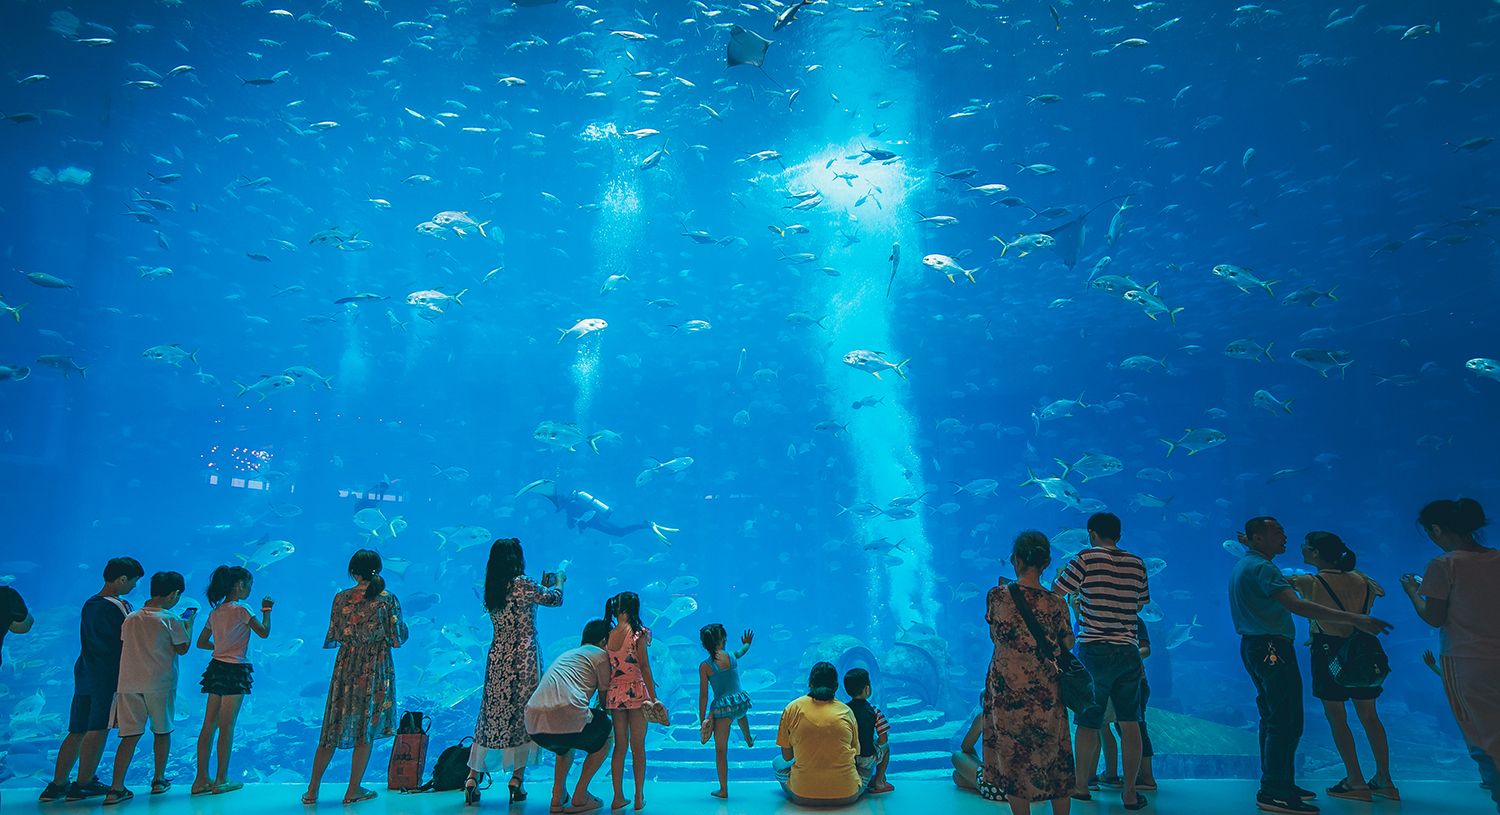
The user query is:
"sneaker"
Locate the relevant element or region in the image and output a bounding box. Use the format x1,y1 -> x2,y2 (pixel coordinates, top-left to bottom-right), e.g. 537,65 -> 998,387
1293,785 -> 1318,800
1257,792 -> 1320,814
1327,780 -> 1372,802
65,782 -> 99,802
39,782 -> 68,803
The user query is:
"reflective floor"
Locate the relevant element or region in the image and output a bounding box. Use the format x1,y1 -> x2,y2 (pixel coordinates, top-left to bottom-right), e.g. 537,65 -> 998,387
2,780 -> 1492,814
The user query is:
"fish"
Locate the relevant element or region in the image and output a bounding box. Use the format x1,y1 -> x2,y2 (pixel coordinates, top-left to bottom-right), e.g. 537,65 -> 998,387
1291,348 -> 1354,379
406,288 -> 466,313
558,318 -> 608,343
922,253 -> 978,284
842,350 -> 909,380
142,344 -> 198,367
238,535 -> 295,571
534,421 -> 609,453
0,364 -> 30,383
235,375 -> 296,400
1465,358 -> 1500,383
0,296 -> 24,322
636,456 -> 694,486
1253,389 -> 1295,415
20,270 -> 74,289
282,366 -> 332,389
1224,339 -> 1275,362
1166,615 -> 1202,649
1160,428 -> 1227,457
434,526 -> 491,551
35,354 -> 87,378
1211,264 -> 1278,297
649,595 -> 699,628
886,241 -> 900,296
1056,453 -> 1123,482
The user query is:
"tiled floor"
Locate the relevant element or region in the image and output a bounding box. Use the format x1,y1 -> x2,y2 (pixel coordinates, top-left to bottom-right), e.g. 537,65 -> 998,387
2,779 -> 1492,814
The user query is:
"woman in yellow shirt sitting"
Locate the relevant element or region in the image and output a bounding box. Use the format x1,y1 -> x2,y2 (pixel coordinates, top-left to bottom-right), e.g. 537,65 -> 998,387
774,662 -> 864,806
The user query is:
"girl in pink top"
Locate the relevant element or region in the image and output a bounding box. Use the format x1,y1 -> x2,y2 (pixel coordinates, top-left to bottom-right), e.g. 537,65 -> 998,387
191,566 -> 272,796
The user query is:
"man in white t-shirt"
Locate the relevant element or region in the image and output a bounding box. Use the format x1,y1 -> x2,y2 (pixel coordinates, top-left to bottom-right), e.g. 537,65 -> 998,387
105,572 -> 193,804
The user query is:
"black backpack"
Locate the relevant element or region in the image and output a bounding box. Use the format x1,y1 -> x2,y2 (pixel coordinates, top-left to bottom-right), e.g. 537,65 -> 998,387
406,736 -> 485,793
1314,575 -> 1390,689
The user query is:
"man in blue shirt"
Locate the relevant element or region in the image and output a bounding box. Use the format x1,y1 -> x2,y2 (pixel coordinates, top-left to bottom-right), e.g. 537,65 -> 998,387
1230,517 -> 1391,815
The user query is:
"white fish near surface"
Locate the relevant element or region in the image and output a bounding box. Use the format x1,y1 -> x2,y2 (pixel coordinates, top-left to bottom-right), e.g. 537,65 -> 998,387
434,525 -> 492,551
235,374 -> 295,400
649,595 -> 699,627
558,318 -> 607,343
843,349 -> 909,380
282,365 -> 332,389
430,210 -> 489,237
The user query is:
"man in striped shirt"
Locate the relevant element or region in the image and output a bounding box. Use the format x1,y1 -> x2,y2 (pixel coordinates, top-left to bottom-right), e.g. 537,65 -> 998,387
1053,512 -> 1150,811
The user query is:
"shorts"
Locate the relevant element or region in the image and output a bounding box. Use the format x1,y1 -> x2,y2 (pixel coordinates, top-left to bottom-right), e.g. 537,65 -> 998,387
529,709 -> 612,756
68,692 -> 114,734
1310,634 -> 1381,702
856,742 -> 890,786
1077,642 -> 1144,730
111,692 -> 175,737
200,659 -> 253,696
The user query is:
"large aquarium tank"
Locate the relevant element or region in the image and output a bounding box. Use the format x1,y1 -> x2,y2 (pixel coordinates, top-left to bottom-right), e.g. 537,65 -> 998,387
1,0 -> 1496,792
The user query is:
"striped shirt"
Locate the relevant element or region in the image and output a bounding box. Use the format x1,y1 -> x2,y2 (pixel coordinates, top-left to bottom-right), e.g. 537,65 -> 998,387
1054,546 -> 1150,645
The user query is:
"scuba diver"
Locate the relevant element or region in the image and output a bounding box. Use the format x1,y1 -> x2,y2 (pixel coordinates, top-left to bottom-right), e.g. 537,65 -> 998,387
516,479 -> 676,545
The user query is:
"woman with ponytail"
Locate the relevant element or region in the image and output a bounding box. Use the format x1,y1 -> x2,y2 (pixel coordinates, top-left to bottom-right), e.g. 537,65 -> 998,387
302,549 -> 409,806
1290,532 -> 1395,801
772,661 -> 863,806
1405,498 -> 1500,812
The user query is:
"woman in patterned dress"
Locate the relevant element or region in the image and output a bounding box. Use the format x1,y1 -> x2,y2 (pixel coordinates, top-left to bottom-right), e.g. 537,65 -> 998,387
466,538 -> 564,805
302,549 -> 409,806
979,531 -> 1076,815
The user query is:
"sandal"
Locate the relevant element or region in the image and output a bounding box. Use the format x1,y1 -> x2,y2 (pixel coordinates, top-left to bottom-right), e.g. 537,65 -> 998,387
302,791 -> 318,805
1328,780 -> 1372,802
464,777 -> 480,807
151,779 -> 172,795
565,795 -> 603,815
191,783 -> 214,796
103,788 -> 134,806
550,792 -> 572,813
1124,792 -> 1148,811
342,788 -> 377,805
1367,778 -> 1401,801
212,782 -> 244,795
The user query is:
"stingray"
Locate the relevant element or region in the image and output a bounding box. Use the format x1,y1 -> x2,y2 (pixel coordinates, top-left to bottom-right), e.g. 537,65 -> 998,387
1041,195 -> 1129,269
727,24 -> 771,68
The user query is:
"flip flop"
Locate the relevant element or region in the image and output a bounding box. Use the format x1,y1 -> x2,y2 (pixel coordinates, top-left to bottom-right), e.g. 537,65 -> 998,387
191,784 -> 214,796
1124,793 -> 1148,811
342,789 -> 378,805
302,792 -> 319,805
151,779 -> 173,795
213,782 -> 245,795
550,792 -> 571,813
565,795 -> 604,814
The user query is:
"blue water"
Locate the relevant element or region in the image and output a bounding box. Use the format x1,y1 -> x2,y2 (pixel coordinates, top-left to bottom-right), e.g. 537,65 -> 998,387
1,0 -> 1497,788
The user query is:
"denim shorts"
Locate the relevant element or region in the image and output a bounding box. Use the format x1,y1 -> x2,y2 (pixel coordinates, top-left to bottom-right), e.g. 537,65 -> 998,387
1077,642 -> 1144,730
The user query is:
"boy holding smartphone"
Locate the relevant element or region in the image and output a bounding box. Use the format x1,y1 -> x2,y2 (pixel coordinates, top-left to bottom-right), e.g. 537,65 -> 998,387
104,572 -> 194,804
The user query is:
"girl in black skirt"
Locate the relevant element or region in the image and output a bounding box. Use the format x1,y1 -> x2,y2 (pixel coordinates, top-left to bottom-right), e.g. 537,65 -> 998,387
191,565 -> 274,796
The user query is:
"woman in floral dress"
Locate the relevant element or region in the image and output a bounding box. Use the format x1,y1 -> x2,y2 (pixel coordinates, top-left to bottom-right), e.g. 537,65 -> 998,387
467,538 -> 563,804
980,531 -> 1076,815
303,549 -> 409,806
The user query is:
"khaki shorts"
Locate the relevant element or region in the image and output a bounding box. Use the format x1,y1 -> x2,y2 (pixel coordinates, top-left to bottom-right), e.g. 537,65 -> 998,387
111,692 -> 175,737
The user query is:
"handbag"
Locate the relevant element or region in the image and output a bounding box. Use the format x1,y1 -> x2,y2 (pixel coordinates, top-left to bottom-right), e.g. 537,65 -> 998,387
1009,583 -> 1093,713
643,699 -> 670,726
387,711 -> 430,791
1313,575 -> 1390,689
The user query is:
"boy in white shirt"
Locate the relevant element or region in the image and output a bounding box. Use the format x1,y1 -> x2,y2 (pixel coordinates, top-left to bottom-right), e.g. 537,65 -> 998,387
105,572 -> 193,804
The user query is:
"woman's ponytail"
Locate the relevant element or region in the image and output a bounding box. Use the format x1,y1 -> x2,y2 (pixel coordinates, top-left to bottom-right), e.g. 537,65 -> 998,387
349,549 -> 384,600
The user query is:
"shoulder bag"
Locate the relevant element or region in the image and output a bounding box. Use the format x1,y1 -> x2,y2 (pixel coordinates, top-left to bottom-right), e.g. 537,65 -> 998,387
1009,583 -> 1092,712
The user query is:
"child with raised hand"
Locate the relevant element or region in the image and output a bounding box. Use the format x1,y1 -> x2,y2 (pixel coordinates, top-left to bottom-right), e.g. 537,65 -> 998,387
191,565 -> 272,796
696,624 -> 755,799
105,571 -> 193,805
844,668 -> 893,794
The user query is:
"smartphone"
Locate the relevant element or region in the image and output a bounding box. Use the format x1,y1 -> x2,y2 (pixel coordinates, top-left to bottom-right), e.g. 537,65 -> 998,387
541,571 -> 558,588
181,606 -> 198,620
